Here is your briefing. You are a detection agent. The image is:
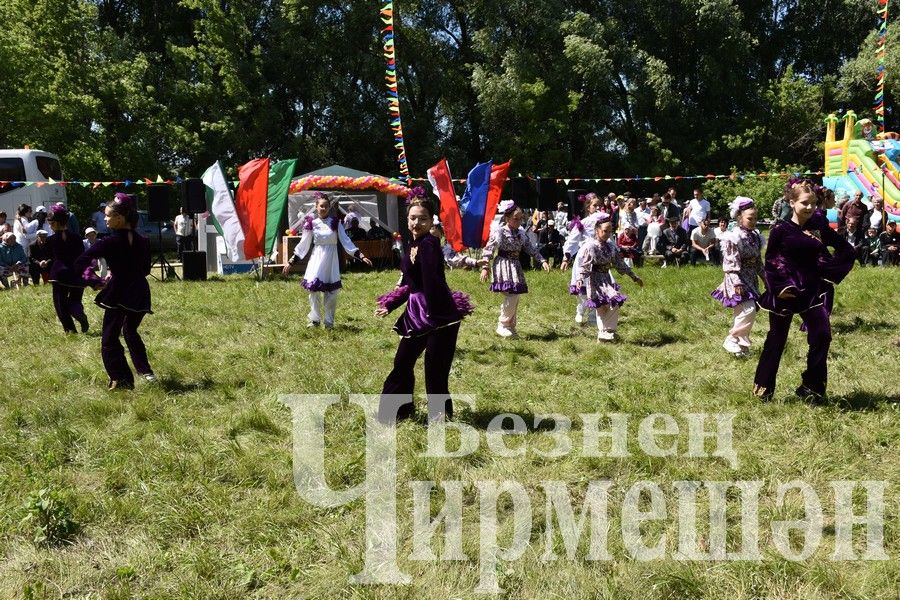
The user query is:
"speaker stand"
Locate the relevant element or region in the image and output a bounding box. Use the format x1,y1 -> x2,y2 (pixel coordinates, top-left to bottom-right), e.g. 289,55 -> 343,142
150,223 -> 180,281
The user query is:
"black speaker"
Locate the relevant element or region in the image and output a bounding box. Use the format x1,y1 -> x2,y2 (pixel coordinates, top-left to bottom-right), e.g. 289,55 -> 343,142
183,178 -> 207,214
535,178 -> 559,211
567,189 -> 588,216
182,251 -> 207,280
148,185 -> 170,222
509,177 -> 531,206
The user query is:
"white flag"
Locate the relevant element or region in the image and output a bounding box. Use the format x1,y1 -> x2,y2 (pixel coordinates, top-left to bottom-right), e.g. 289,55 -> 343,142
202,161 -> 245,262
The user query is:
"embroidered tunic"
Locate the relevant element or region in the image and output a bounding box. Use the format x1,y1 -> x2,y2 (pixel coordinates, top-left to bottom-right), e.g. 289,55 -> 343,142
564,212 -> 605,294
481,224 -> 545,294
578,238 -> 637,308
711,227 -> 763,307
75,229 -> 152,313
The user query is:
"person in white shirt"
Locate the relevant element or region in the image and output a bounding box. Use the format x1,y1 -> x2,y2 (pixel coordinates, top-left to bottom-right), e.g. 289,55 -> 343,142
553,202 -> 569,233
91,203 -> 109,236
689,218 -> 720,265
34,206 -> 53,237
13,204 -> 38,257
173,206 -> 195,261
83,227 -> 108,278
684,188 -> 711,232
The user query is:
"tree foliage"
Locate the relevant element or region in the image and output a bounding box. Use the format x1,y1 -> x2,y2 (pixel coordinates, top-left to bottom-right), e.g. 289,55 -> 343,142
0,0 -> 894,184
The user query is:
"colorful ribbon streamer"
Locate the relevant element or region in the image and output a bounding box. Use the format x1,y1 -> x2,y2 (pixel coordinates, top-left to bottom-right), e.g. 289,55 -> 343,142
408,170 -> 824,185
381,1 -> 410,184
875,0 -> 889,134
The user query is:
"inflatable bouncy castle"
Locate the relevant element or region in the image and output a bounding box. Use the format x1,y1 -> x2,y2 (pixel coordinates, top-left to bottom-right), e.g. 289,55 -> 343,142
823,110 -> 900,222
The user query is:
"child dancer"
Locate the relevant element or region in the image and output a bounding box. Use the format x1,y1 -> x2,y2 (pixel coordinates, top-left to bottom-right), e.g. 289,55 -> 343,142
431,223 -> 477,269
711,197 -> 763,358
561,193 -> 604,324
480,200 -> 550,338
46,204 -> 89,334
753,180 -> 856,401
283,192 -> 372,328
74,193 -> 155,390
375,192 -> 474,424
577,216 -> 643,341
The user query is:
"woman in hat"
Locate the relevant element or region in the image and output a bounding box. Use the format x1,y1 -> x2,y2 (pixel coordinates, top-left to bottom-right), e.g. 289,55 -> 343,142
711,197 -> 764,358
75,193 -> 155,390
753,180 -> 855,401
283,192 -> 372,329
46,204 -> 89,333
375,191 -> 474,424
480,200 -> 550,338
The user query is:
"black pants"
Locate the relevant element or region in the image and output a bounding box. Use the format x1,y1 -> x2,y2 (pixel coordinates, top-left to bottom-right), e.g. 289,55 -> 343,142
52,284 -> 87,333
377,323 -> 460,424
101,308 -> 152,384
753,305 -> 832,398
690,246 -> 721,265
176,235 -> 194,262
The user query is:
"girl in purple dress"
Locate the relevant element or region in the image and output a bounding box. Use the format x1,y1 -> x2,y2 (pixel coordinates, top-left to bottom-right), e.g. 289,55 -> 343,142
577,216 -> 643,341
375,193 -> 474,424
46,204 -> 89,334
480,201 -> 550,338
711,197 -> 764,357
753,181 -> 856,401
561,193 -> 604,324
75,193 -> 155,390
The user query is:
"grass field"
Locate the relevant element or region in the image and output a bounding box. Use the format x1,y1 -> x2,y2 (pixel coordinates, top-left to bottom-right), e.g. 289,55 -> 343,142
0,264 -> 897,599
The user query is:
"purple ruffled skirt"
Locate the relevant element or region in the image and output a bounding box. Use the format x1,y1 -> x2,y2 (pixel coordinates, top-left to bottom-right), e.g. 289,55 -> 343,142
394,291 -> 474,337
302,278 -> 342,292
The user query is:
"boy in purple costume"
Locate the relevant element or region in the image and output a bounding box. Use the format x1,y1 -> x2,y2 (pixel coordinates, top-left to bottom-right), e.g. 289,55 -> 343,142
75,194 -> 155,390
46,204 -> 89,334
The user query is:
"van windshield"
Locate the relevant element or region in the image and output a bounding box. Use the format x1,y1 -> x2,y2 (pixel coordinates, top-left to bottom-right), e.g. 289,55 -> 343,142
0,158 -> 27,194
36,156 -> 63,180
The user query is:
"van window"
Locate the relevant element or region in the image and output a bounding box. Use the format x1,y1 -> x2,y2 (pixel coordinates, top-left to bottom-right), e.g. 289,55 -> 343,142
35,156 -> 63,180
0,158 -> 27,195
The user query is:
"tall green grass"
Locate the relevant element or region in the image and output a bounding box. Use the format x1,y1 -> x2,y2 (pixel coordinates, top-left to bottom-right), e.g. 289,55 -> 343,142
0,265 -> 897,598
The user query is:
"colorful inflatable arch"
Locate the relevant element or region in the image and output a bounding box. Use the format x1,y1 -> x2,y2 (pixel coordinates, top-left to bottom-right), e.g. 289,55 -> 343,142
823,111 -> 900,222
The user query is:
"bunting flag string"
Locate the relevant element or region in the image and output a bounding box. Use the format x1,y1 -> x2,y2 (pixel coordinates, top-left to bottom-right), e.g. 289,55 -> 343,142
380,1 -> 410,185
0,169 -> 826,191
407,170 -> 824,185
874,0 -> 889,134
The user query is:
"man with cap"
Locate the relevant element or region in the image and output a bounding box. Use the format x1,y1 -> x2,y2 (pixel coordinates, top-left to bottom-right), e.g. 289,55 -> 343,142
83,227 -> 108,278
29,229 -> 53,284
92,203 -> 110,237
538,219 -> 563,266
34,206 -> 53,237
661,217 -> 689,267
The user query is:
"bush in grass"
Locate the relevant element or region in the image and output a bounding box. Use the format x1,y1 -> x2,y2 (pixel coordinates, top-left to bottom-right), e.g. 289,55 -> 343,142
20,487 -> 80,546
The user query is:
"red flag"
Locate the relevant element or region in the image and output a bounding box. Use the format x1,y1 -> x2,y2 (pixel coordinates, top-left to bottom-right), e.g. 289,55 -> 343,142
235,158 -> 270,259
482,161 -> 511,246
427,159 -> 463,251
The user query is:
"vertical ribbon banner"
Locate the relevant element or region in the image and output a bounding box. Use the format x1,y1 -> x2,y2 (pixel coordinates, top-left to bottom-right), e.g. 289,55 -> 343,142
381,2 -> 410,184
875,0 -> 889,134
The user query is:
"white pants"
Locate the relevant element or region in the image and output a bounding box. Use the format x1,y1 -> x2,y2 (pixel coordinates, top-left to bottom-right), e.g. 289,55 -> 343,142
499,293 -> 520,330
724,299 -> 756,349
595,305 -> 620,336
309,290 -> 339,326
575,296 -> 597,324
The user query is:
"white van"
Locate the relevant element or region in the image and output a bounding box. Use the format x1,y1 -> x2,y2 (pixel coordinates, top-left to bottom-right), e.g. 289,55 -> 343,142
0,149 -> 67,218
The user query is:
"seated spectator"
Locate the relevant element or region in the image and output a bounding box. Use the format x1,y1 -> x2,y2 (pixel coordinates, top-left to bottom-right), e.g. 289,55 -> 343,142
879,221 -> 899,266
661,218 -> 689,267
842,218 -> 865,265
538,219 -> 563,266
862,226 -> 881,266
0,232 -> 29,288
343,213 -> 366,241
865,197 -> 888,233
642,207 -> 664,255
713,217 -> 729,241
366,221 -> 391,240
690,218 -> 720,265
553,202 -> 569,232
0,212 -> 10,236
29,230 -> 53,284
83,227 -> 109,278
617,226 -> 642,267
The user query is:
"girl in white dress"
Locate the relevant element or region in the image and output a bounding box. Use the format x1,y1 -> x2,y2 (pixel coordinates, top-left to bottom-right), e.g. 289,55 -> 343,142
283,193 -> 372,328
